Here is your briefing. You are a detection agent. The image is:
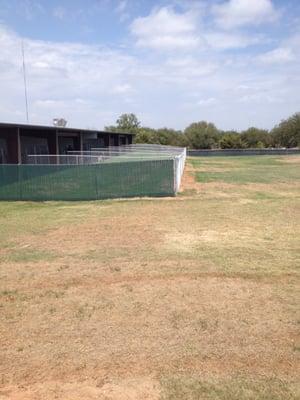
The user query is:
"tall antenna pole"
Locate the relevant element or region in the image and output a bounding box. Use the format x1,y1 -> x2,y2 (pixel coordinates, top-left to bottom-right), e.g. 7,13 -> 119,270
21,40 -> 29,123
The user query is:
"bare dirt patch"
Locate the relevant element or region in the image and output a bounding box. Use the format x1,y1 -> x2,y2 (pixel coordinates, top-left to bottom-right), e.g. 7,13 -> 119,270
279,155 -> 300,164
179,162 -> 200,193
0,156 -> 299,399
1,378 -> 160,400
1,276 -> 298,386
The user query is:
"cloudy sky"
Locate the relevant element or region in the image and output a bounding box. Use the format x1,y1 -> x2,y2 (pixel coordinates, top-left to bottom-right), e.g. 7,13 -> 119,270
0,0 -> 299,131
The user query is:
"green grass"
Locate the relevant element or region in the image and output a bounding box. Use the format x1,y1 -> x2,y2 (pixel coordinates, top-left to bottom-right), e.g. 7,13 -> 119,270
160,376 -> 299,400
0,248 -> 57,263
192,156 -> 300,184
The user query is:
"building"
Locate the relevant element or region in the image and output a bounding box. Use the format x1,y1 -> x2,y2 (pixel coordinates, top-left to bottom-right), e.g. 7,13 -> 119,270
0,122 -> 134,164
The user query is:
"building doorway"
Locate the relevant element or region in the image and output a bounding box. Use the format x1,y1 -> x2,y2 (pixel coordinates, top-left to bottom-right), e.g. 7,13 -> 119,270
0,138 -> 8,164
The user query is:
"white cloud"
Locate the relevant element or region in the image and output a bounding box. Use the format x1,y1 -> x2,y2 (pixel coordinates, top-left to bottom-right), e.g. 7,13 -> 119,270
204,32 -> 261,50
0,20 -> 299,131
212,0 -> 279,29
112,83 -> 133,94
130,7 -> 201,51
239,93 -> 283,104
115,0 -> 129,22
35,99 -> 66,108
0,24 -> 138,127
130,5 -> 270,52
115,0 -> 127,13
197,97 -> 217,106
165,57 -> 218,79
18,0 -> 45,21
257,47 -> 295,64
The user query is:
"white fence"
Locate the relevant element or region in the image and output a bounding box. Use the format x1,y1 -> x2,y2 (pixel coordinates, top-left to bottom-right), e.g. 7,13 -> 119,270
26,144 -> 187,194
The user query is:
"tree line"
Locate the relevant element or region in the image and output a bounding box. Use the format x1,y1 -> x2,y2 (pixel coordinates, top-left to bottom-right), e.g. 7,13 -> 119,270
105,112 -> 300,149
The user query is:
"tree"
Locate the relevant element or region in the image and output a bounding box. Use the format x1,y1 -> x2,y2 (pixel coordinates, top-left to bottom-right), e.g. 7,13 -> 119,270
184,121 -> 220,149
241,127 -> 272,148
103,111 -> 300,149
134,127 -> 188,146
116,113 -> 141,133
219,131 -> 246,149
134,127 -> 158,144
271,113 -> 300,148
155,128 -> 188,147
105,113 -> 141,134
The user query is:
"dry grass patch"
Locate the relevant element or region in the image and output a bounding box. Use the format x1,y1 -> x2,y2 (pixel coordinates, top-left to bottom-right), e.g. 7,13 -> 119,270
1,277 -> 298,383
160,375 -> 300,400
0,155 -> 299,399
0,378 -> 161,400
279,156 -> 300,164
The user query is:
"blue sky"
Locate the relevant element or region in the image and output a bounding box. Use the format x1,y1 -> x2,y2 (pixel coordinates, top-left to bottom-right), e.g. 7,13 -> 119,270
0,0 -> 299,131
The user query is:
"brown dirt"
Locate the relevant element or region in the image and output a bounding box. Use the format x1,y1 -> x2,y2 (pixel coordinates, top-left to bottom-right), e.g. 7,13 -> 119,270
0,157 -> 299,399
0,378 -> 161,400
179,162 -> 200,193
279,156 -> 300,164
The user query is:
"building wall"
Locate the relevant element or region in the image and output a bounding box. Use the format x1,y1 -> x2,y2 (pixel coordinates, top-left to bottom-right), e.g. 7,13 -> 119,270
0,125 -> 134,164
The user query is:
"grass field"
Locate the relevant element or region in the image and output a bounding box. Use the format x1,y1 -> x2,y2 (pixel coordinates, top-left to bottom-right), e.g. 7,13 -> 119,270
0,155 -> 299,399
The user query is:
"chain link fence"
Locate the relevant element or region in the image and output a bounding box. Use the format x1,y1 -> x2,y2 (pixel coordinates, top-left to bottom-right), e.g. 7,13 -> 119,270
0,145 -> 186,201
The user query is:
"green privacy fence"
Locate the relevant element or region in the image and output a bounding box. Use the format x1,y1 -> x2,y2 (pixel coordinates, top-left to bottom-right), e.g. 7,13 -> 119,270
0,159 -> 175,201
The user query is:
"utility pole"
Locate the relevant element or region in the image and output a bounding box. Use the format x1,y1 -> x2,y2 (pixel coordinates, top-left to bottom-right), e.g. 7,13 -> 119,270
21,40 -> 29,123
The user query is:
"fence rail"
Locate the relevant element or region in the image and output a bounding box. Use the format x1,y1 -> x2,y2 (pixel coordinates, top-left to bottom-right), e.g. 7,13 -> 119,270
26,154 -> 101,165
188,148 -> 300,157
0,145 -> 186,201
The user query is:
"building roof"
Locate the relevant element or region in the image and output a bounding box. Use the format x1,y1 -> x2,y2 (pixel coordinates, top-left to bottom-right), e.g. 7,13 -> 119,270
0,121 -> 135,135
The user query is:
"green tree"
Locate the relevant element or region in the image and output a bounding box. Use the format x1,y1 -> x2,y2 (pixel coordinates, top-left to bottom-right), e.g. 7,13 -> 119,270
271,113 -> 300,148
135,127 -> 188,146
116,113 -> 140,133
184,121 -> 220,149
155,128 -> 188,147
241,127 -> 272,148
105,113 -> 141,134
219,132 -> 246,149
134,127 -> 158,144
